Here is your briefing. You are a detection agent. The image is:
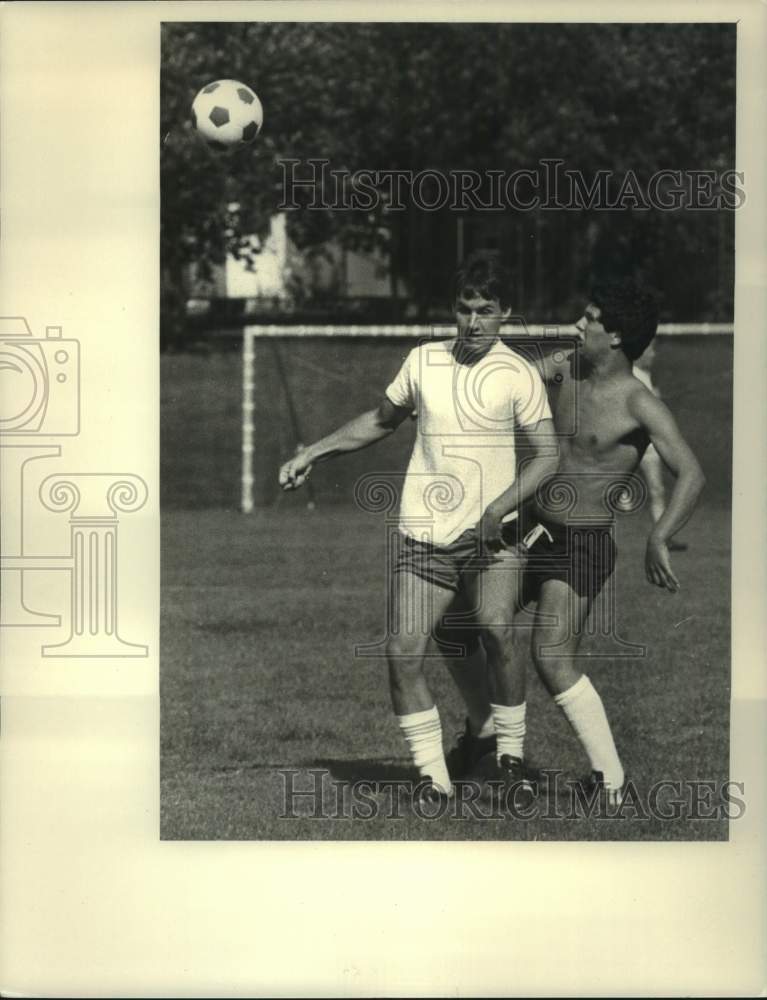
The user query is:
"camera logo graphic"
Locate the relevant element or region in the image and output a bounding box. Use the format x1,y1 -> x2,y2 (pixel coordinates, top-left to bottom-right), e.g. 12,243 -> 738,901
0,317 -> 79,435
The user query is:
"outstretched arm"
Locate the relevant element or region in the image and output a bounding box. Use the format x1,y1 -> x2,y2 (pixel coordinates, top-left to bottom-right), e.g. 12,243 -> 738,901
278,396 -> 412,491
478,418 -> 560,550
628,388 -> 706,591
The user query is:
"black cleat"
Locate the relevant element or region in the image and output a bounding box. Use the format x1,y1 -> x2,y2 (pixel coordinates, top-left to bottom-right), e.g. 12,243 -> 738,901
485,754 -> 538,811
445,718 -> 497,780
415,780 -> 453,808
577,769 -> 628,807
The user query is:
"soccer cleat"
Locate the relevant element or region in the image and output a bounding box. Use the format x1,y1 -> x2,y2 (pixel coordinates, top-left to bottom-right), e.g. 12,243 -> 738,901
445,718 -> 497,780
577,769 -> 628,807
415,780 -> 453,808
485,754 -> 537,810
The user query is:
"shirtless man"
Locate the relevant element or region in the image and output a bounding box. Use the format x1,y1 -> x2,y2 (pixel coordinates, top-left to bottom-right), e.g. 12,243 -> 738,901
443,278 -> 706,802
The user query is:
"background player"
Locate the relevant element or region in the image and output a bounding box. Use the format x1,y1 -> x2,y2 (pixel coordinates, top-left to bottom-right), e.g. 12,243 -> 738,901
279,251 -> 557,798
442,278 -> 706,802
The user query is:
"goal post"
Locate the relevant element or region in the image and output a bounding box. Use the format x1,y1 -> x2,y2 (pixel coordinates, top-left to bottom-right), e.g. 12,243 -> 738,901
241,325 -> 257,513
240,321 -> 734,513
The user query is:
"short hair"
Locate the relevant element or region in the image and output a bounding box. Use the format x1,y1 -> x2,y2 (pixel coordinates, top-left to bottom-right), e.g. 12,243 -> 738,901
455,250 -> 512,309
590,278 -> 659,361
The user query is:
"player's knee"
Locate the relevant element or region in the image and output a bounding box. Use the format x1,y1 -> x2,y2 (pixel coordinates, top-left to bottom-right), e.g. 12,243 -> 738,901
479,623 -> 512,658
531,635 -> 576,685
386,632 -> 425,664
387,650 -> 425,697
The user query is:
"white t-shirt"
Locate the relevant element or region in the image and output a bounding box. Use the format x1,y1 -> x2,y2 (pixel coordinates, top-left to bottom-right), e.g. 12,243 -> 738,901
385,339 -> 552,545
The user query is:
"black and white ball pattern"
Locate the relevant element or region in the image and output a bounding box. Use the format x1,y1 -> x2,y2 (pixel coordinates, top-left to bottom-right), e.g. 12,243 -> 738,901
191,79 -> 263,150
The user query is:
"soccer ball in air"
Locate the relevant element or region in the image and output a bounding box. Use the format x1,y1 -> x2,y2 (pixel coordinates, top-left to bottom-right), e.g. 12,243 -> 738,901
191,79 -> 263,150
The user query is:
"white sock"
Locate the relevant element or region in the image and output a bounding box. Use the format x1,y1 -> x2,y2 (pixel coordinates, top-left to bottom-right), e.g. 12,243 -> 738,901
490,702 -> 526,763
554,675 -> 624,789
397,706 -> 452,794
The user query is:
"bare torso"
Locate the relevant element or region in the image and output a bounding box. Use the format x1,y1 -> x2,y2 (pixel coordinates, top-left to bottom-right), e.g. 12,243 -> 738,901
534,364 -> 652,525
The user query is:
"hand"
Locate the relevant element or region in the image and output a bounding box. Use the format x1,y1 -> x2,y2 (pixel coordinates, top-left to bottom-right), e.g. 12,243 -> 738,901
278,448 -> 313,491
645,532 -> 680,592
478,504 -> 509,555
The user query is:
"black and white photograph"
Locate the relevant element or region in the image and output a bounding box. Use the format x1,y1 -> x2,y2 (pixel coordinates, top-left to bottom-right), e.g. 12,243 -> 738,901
161,20 -> 737,841
2,1 -> 766,994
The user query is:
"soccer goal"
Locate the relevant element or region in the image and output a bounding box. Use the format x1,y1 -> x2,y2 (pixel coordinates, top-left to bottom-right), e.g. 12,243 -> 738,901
240,321 -> 733,512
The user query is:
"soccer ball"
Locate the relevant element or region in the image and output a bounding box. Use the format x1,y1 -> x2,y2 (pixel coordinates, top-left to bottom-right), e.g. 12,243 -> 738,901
191,79 -> 263,150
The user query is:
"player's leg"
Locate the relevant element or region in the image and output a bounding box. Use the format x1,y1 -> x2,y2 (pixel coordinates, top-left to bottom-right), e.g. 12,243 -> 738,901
443,641 -> 494,735
464,550 -> 529,770
432,602 -> 496,779
531,578 -> 625,795
386,568 -> 456,794
433,592 -> 493,737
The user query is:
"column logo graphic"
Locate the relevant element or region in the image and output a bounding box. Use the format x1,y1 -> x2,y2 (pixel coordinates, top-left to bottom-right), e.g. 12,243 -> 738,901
0,316 -> 148,657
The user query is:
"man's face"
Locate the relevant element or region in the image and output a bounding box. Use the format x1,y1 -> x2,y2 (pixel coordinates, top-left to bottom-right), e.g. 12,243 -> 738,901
454,290 -> 509,360
574,303 -> 617,363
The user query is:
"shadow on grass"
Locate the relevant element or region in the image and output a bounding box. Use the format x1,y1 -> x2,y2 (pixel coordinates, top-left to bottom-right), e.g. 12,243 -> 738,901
314,757 -> 414,783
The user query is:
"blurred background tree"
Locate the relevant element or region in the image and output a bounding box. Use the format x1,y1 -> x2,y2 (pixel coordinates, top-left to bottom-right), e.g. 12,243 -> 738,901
161,22 -> 735,342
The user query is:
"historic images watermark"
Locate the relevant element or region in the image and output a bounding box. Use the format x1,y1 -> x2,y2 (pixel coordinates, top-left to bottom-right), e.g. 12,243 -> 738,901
277,768 -> 746,823
279,159 -> 746,213
0,316 -> 149,656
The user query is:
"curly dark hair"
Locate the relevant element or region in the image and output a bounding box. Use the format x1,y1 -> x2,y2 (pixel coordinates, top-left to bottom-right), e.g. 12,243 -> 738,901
590,278 -> 659,361
455,250 -> 512,309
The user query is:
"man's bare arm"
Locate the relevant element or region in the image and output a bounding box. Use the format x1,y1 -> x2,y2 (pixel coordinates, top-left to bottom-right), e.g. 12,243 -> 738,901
629,388 -> 706,591
504,332 -> 579,383
279,397 -> 412,491
478,418 -> 560,550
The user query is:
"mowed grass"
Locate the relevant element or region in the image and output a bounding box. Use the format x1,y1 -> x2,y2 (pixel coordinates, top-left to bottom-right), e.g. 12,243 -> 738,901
161,504 -> 731,841
161,334 -> 732,840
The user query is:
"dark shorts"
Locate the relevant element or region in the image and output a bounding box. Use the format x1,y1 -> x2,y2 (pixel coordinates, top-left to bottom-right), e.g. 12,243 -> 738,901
395,511 -> 617,601
502,510 -> 618,602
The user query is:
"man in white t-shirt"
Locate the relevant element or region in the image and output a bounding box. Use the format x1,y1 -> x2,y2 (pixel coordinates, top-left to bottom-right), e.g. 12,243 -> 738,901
279,251 -> 557,800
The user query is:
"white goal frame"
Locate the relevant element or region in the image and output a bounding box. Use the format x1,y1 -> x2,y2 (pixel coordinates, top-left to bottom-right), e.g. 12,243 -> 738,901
240,321 -> 734,512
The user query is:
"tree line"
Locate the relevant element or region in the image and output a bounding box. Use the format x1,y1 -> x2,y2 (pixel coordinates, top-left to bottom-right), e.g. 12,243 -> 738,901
161,21 -> 735,341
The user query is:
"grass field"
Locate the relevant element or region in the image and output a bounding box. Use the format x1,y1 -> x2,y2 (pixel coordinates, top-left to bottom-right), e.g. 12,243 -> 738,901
161,335 -> 732,841
161,334 -> 732,511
